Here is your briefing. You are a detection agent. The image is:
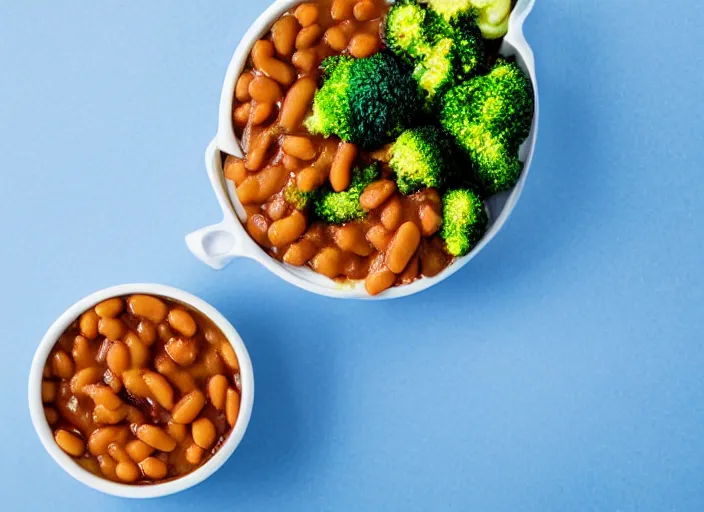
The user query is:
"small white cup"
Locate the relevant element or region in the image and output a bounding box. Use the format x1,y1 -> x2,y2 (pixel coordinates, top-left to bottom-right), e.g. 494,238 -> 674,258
186,0 -> 539,299
28,284 -> 254,499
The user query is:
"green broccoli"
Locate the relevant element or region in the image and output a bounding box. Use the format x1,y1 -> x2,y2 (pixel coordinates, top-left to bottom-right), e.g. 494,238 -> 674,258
439,58 -> 534,194
313,163 -> 380,224
426,0 -> 513,40
425,0 -> 477,21
305,53 -> 419,150
284,181 -> 316,210
305,56 -> 355,142
389,126 -> 451,194
440,188 -> 488,257
384,0 -> 485,104
385,0 -> 433,62
449,13 -> 485,78
412,38 -> 455,103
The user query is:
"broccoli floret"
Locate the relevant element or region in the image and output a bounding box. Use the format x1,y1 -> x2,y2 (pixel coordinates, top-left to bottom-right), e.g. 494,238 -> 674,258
384,0 -> 485,105
475,0 -> 512,40
304,56 -> 355,142
440,188 -> 487,257
385,0 -> 433,62
449,13 -> 485,78
414,17 -> 484,103
476,6 -> 510,40
389,126 -> 451,194
439,59 -> 534,194
412,38 -> 455,102
284,181 -> 316,210
305,53 -> 419,149
427,0 -> 512,39
425,0 -> 476,21
313,163 -> 380,224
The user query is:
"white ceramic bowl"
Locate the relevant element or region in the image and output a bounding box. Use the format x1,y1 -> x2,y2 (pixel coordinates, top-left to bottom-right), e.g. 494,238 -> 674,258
186,0 -> 539,300
28,284 -> 254,499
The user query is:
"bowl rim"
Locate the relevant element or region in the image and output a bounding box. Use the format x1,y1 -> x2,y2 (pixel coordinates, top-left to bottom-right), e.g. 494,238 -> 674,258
27,283 -> 255,499
187,0 -> 539,300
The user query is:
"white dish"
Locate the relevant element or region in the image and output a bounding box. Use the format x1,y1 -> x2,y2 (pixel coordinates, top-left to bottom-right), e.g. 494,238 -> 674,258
186,0 -> 539,300
28,284 -> 254,499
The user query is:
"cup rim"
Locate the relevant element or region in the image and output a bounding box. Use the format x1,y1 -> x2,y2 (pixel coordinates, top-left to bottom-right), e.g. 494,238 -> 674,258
28,283 -> 255,499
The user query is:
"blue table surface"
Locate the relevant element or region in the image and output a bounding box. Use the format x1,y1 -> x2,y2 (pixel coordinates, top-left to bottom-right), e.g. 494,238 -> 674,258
2,1 -> 703,510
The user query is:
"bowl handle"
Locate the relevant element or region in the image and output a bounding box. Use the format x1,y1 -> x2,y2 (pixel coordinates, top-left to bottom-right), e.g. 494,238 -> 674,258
186,139 -> 253,270
186,218 -> 247,270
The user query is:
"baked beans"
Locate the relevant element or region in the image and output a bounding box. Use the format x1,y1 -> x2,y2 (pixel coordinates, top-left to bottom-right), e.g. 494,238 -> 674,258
43,294 -> 242,484
271,16 -> 300,57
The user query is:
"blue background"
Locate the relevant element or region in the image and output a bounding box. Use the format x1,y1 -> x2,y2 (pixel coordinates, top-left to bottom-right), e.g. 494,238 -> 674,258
1,1 -> 703,510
